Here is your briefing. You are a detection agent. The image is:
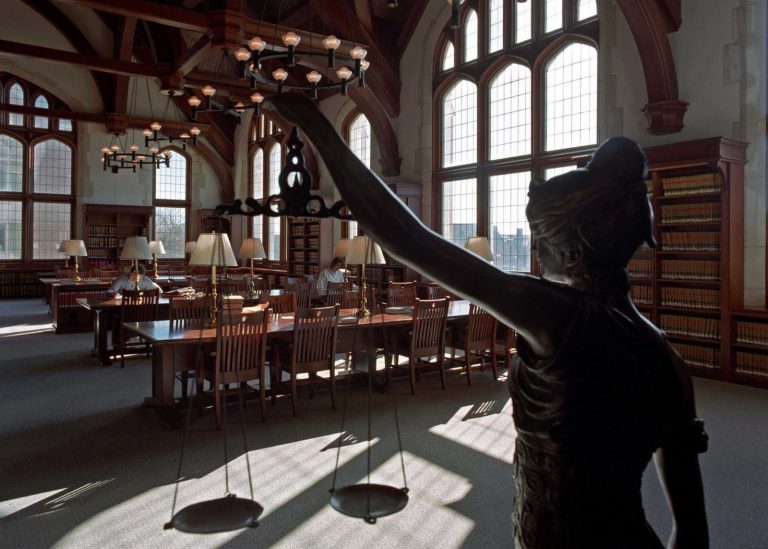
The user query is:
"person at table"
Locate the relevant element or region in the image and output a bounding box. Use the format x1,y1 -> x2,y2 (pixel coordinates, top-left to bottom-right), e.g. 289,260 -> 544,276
315,257 -> 345,295
268,94 -> 708,549
106,265 -> 163,296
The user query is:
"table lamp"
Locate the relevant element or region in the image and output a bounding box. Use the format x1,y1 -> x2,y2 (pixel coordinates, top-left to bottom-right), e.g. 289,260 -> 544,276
120,236 -> 153,289
185,241 -> 197,265
238,238 -> 266,297
58,240 -> 71,268
334,238 -> 351,282
149,240 -> 166,278
63,240 -> 88,282
464,236 -> 493,262
189,232 -> 238,327
346,235 -> 386,317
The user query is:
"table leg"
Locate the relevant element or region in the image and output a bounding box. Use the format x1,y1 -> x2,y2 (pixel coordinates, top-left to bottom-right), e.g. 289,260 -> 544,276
92,309 -> 113,366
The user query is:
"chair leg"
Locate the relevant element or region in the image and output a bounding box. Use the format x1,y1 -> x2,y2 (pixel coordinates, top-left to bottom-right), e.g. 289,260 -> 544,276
214,385 -> 222,430
465,349 -> 472,386
489,348 -> 498,380
409,356 -> 416,396
330,365 -> 336,411
291,369 -> 298,417
181,372 -> 188,400
259,369 -> 266,422
438,353 -> 446,390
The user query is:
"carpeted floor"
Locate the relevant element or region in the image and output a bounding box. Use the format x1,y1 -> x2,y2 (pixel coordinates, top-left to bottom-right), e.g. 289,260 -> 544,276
0,298 -> 766,548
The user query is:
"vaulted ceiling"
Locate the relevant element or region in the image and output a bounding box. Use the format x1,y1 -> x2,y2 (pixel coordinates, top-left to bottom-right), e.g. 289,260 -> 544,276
1,0 -> 431,187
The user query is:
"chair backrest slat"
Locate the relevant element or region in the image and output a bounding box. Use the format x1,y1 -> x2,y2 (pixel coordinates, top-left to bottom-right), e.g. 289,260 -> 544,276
259,292 -> 296,313
467,303 -> 496,350
411,298 -> 449,355
121,289 -> 160,323
287,281 -> 312,309
169,296 -> 209,327
292,305 -> 339,372
387,282 -> 416,307
215,309 -> 268,384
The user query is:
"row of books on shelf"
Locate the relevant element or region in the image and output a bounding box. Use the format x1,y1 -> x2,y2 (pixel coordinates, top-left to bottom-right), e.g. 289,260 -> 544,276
0,284 -> 41,298
661,173 -> 721,197
735,321 -> 768,346
673,342 -> 720,370
290,264 -> 319,276
289,224 -> 320,236
660,287 -> 720,309
660,314 -> 720,340
87,251 -> 118,259
0,272 -> 43,284
628,258 -> 653,278
87,225 -> 117,236
660,232 -> 720,252
660,203 -> 720,224
661,260 -> 719,281
291,252 -> 319,263
630,285 -> 652,305
88,237 -> 118,247
734,352 -> 768,377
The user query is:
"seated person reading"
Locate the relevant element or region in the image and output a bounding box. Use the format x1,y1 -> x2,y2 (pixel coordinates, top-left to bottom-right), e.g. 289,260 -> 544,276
315,257 -> 345,295
107,265 -> 163,296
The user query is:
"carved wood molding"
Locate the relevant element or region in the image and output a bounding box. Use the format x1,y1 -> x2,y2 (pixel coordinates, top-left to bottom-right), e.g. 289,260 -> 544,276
615,0 -> 688,134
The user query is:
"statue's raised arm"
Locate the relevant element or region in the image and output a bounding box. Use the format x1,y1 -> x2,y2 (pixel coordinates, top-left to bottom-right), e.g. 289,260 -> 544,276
266,93 -> 574,357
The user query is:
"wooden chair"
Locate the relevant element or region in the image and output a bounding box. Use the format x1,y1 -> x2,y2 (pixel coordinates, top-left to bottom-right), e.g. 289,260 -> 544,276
169,297 -> 210,399
325,281 -> 352,306
387,282 -> 416,307
426,284 -> 452,300
285,305 -> 340,416
287,281 -> 312,309
452,304 -> 498,384
259,292 -> 296,314
389,298 -> 449,395
116,289 -> 160,368
198,310 -> 270,429
494,323 -> 516,372
340,289 -> 360,310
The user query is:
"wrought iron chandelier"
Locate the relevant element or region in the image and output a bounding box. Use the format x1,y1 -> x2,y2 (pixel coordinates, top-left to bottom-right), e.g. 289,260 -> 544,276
100,131 -> 171,173
145,82 -> 201,150
188,0 -> 369,120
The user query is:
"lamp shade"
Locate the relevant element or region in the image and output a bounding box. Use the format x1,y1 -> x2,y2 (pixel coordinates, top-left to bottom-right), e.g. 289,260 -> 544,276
333,238 -> 351,258
464,236 -> 493,261
63,239 -> 88,257
185,241 -> 198,254
120,236 -> 153,260
189,233 -> 238,267
57,240 -> 70,253
149,240 -> 166,255
238,238 -> 266,259
346,235 -> 386,265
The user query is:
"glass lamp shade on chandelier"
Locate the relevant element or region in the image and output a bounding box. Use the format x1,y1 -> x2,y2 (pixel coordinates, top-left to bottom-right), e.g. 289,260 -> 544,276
189,8 -> 370,120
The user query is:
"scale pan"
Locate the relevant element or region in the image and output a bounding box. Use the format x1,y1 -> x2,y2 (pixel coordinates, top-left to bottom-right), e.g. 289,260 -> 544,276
329,484 -> 408,523
167,496 -> 263,533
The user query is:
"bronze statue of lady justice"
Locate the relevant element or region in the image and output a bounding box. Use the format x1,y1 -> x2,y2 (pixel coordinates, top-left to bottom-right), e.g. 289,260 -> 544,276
265,94 -> 709,548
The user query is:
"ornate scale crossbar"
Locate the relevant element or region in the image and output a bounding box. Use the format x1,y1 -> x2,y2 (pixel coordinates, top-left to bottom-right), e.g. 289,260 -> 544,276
215,126 -> 353,221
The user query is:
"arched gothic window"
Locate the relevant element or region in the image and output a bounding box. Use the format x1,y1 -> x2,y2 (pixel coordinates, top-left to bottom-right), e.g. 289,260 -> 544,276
154,150 -> 188,259
0,74 -> 76,262
267,144 -> 282,261
344,112 -> 372,238
434,1 -> 598,273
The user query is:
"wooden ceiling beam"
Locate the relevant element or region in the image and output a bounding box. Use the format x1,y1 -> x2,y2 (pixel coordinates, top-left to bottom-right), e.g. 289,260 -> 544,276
0,103 -> 211,133
171,33 -> 213,76
0,39 -> 162,78
50,0 -> 209,32
114,17 -> 138,115
311,0 -> 400,117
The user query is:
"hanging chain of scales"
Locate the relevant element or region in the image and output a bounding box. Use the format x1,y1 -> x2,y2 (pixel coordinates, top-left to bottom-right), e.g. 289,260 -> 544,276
164,127 -> 409,534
